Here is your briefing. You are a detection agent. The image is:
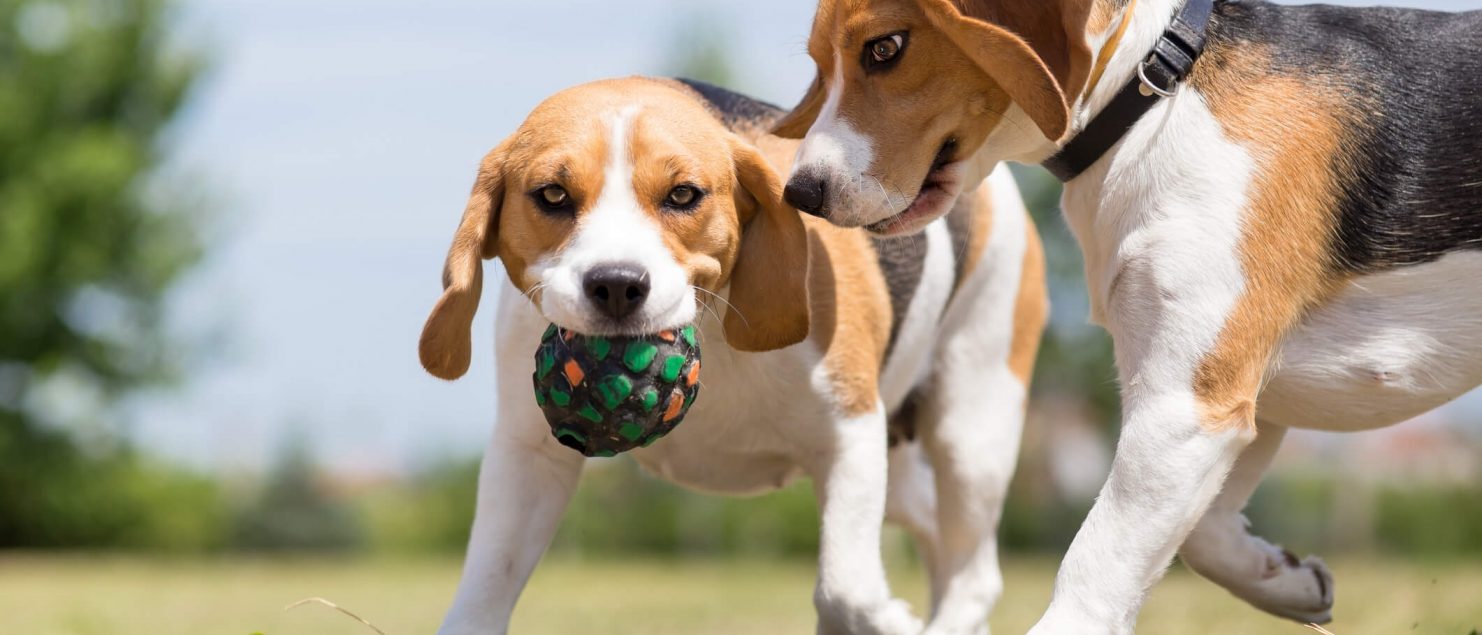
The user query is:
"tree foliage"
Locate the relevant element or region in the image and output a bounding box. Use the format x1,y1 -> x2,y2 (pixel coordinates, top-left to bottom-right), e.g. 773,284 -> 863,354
231,438 -> 363,552
0,0 -> 206,547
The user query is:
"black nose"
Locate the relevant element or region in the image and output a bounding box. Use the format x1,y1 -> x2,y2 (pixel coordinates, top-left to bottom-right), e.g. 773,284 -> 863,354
784,173 -> 829,217
583,264 -> 650,320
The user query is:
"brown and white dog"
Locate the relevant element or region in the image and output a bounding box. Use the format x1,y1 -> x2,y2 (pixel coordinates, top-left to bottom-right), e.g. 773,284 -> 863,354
776,0 -> 1482,632
419,77 -> 1047,635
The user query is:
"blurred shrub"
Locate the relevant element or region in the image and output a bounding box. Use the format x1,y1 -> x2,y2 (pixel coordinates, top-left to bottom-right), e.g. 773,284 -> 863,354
554,459 -> 819,558
999,493 -> 1091,554
1375,485 -> 1482,557
1244,474 -> 1482,558
0,0 -> 207,548
1245,473 -> 1341,552
361,459 -> 479,554
0,417 -> 226,550
361,456 -> 820,558
231,440 -> 363,552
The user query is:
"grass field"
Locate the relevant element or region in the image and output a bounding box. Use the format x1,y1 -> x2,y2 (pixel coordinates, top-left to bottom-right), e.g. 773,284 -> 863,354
1,554 -> 1479,635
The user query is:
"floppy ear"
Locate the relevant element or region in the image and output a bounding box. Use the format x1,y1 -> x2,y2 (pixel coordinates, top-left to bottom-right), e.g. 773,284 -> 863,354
921,0 -> 1095,142
724,140 -> 811,352
419,142 -> 509,380
771,74 -> 827,139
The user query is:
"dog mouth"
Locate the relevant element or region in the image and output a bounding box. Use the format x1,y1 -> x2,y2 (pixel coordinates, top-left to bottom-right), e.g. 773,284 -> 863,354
573,297 -> 704,339
866,139 -> 964,237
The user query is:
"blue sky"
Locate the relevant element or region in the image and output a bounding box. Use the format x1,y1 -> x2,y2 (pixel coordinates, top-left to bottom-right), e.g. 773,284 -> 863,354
137,0 -> 1471,472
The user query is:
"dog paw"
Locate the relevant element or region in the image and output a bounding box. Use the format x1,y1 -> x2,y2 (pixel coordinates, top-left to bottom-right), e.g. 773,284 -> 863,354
922,622 -> 989,635
860,598 -> 926,635
1026,613 -> 1124,635
818,597 -> 924,635
1235,550 -> 1335,624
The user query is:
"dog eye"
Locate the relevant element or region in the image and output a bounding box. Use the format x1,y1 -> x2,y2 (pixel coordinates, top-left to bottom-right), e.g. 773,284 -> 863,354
664,185 -> 703,210
864,33 -> 907,70
534,185 -> 572,212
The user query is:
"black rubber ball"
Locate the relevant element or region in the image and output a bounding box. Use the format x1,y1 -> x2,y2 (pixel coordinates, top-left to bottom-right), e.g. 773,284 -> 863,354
532,324 -> 702,457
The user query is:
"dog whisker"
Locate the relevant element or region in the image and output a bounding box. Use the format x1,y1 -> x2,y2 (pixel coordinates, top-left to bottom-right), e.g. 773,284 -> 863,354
520,282 -> 550,305
693,286 -> 748,329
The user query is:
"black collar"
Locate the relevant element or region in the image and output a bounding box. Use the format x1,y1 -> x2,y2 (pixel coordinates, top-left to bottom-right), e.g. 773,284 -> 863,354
1042,0 -> 1216,182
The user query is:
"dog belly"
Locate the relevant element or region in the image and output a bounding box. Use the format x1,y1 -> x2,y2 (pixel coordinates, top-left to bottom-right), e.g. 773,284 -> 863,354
631,442 -> 805,496
1258,251 -> 1482,431
629,395 -> 811,495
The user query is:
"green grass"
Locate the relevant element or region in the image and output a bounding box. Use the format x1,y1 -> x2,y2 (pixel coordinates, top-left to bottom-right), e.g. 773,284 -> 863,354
1,554 -> 1478,634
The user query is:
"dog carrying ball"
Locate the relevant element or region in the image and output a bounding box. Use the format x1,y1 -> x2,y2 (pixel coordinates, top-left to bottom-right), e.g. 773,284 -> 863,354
532,324 -> 701,457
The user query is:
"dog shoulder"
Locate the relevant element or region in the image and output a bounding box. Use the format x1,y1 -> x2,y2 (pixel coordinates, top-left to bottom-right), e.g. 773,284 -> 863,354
670,78 -> 788,140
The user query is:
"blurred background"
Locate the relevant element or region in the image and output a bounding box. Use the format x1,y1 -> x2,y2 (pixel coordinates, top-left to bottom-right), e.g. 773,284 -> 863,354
1,0 -> 1479,633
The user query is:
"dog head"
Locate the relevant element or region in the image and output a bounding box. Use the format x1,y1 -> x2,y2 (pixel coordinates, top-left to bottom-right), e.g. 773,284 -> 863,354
420,78 -> 810,380
775,0 -> 1095,234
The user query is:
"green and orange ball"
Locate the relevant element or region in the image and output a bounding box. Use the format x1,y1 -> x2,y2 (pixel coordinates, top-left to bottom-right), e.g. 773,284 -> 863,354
532,324 -> 702,457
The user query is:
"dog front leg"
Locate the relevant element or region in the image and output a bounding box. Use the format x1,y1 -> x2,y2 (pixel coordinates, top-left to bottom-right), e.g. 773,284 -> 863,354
437,425 -> 585,635
1028,386 -> 1254,635
1179,422 -> 1334,623
810,401 -> 925,635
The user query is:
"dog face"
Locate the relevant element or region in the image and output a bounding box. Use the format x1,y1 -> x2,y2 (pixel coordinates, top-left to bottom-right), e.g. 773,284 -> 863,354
776,0 -> 1095,234
420,79 -> 810,380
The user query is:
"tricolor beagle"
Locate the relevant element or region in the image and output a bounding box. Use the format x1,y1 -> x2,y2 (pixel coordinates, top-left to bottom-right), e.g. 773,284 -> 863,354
776,0 -> 1482,632
419,77 -> 1048,635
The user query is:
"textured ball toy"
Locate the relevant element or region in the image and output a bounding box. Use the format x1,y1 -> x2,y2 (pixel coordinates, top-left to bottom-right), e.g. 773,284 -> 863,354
532,324 -> 701,457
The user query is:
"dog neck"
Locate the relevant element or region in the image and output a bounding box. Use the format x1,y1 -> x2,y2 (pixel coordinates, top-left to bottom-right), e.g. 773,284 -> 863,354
1075,0 -> 1186,129
969,0 -> 1186,172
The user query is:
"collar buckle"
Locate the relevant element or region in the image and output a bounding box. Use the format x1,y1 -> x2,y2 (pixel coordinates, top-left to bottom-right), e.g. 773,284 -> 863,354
1041,0 -> 1216,182
1137,56 -> 1180,98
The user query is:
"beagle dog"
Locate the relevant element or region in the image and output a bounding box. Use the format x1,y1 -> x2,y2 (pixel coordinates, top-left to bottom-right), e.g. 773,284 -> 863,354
419,77 -> 1047,635
775,0 -> 1482,632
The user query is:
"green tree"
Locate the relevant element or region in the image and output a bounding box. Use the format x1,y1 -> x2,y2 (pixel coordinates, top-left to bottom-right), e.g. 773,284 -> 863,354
0,0 -> 207,547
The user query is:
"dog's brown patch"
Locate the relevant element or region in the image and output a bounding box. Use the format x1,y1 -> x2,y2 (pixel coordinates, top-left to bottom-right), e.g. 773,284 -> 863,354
1009,214 -> 1049,384
806,219 -> 894,416
1189,44 -> 1354,432
1085,0 -> 1117,37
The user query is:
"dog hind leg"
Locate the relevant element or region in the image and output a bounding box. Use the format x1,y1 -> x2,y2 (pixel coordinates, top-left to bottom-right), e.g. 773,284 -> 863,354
886,441 -> 950,613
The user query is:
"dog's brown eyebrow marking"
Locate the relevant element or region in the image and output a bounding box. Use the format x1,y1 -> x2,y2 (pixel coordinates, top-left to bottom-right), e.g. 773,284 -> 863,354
841,13 -> 911,45
658,155 -> 702,181
847,1 -> 920,35
525,162 -> 573,186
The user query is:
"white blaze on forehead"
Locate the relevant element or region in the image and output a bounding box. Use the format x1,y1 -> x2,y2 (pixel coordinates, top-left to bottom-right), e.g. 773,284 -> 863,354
531,104 -> 697,334
794,52 -> 874,178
